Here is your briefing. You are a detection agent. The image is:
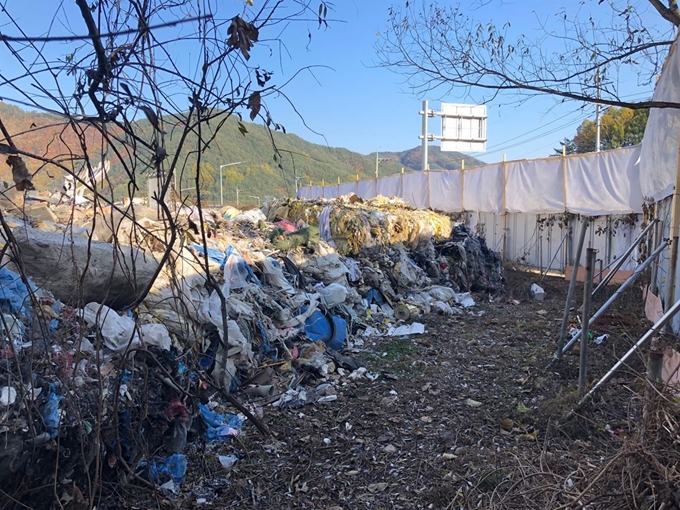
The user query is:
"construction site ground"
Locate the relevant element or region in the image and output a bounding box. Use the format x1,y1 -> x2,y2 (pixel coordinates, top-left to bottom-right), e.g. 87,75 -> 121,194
105,267 -> 658,510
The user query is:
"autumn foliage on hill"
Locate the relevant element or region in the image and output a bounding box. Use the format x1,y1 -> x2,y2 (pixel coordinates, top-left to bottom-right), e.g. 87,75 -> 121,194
0,101 -> 122,193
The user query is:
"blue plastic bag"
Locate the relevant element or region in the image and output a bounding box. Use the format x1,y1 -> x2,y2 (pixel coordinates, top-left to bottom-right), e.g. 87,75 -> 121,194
198,403 -> 243,441
0,266 -> 33,317
42,386 -> 64,438
158,454 -> 187,484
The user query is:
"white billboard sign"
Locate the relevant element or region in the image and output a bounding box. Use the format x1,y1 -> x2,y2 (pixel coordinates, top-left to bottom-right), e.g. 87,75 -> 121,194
440,103 -> 487,152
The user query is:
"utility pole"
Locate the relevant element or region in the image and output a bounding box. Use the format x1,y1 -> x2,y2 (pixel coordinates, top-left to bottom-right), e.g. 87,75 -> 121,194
236,185 -> 240,207
595,68 -> 601,153
375,150 -> 391,178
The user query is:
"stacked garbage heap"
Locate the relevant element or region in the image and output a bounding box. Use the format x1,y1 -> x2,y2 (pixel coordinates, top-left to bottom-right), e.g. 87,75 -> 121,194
267,195 -> 503,292
0,193 -> 503,507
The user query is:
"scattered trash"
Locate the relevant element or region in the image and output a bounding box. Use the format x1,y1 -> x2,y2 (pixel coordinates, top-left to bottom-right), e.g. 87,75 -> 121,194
0,386 -> 16,406
199,403 -> 243,441
466,398 -> 483,408
516,402 -> 532,413
218,454 -> 239,469
385,323 -> 425,336
0,193 -> 504,504
594,334 -> 610,345
530,283 -> 545,301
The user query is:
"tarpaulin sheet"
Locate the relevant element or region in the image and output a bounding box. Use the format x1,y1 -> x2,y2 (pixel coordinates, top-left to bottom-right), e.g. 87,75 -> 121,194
324,184 -> 339,198
463,164 -> 503,213
505,159 -> 563,214
640,37 -> 680,202
298,146 -> 642,215
402,172 -> 429,209
377,174 -> 402,198
429,171 -> 462,212
565,147 -> 643,215
338,182 -> 357,197
357,179 -> 377,198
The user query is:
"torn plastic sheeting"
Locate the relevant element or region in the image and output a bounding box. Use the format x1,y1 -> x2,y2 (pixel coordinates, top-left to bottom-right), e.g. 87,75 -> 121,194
342,257 -> 362,282
233,209 -> 266,224
363,322 -> 426,337
143,454 -> 188,486
139,323 -> 172,350
198,403 -> 243,441
0,386 -> 17,406
318,205 -> 336,247
286,242 -> 349,285
454,292 -> 475,308
223,246 -> 261,289
275,298 -> 320,329
254,255 -> 297,295
189,243 -> 226,266
393,246 -> 428,291
424,286 -> 458,302
303,309 -> 347,350
158,454 -> 187,484
2,313 -> 25,350
0,266 -> 34,318
316,283 -> 348,308
81,302 -> 139,352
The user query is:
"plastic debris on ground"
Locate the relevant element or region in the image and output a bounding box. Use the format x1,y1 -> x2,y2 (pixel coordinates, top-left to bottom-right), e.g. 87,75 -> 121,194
0,192 -> 503,506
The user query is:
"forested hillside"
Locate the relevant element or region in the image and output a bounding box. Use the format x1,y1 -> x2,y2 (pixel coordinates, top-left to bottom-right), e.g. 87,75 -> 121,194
0,102 -> 483,206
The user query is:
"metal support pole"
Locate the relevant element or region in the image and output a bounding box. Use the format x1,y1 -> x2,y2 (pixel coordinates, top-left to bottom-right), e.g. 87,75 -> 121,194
555,217 -> 589,361
562,239 -> 670,356
665,133 -> 680,328
592,218 -> 658,297
579,248 -> 597,397
595,68 -> 601,153
573,292 -> 680,412
540,231 -> 568,283
421,100 -> 429,172
651,213 -> 662,295
220,168 -> 223,206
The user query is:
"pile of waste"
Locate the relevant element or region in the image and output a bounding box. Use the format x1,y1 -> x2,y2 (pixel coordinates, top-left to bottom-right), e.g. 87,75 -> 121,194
0,193 -> 503,506
267,195 -> 454,255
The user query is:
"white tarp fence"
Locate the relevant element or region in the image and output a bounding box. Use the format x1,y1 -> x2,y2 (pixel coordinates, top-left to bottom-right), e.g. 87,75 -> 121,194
298,145 -> 644,215
640,37 -> 680,202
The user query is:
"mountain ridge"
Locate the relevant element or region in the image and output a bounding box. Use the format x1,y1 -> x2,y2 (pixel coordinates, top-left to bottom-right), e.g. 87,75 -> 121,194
0,102 -> 484,206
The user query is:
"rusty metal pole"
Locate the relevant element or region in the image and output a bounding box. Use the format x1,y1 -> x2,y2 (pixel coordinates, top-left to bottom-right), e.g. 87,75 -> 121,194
554,217 -> 589,362
579,248 -> 597,397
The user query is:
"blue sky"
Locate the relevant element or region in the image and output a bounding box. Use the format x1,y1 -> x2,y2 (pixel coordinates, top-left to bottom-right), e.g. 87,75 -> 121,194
260,0 -> 666,162
0,0 -> 670,164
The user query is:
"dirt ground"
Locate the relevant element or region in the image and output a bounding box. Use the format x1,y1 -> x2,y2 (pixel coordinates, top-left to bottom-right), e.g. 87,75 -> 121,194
107,268 -> 665,510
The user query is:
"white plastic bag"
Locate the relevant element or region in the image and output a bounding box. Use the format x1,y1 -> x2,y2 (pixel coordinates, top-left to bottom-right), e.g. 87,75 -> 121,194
223,251 -> 251,291
257,256 -> 296,295
316,283 -> 348,308
82,302 -> 139,352
139,323 -> 172,350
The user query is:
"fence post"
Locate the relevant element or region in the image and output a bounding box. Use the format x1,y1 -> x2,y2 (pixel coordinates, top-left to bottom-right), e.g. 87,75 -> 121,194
401,167 -> 405,201
562,144 -> 568,212
579,247 -> 597,397
322,179 -> 325,199
501,154 -> 507,260
356,174 -> 359,196
665,141 -> 680,331
426,167 -> 431,209
460,163 -> 465,213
